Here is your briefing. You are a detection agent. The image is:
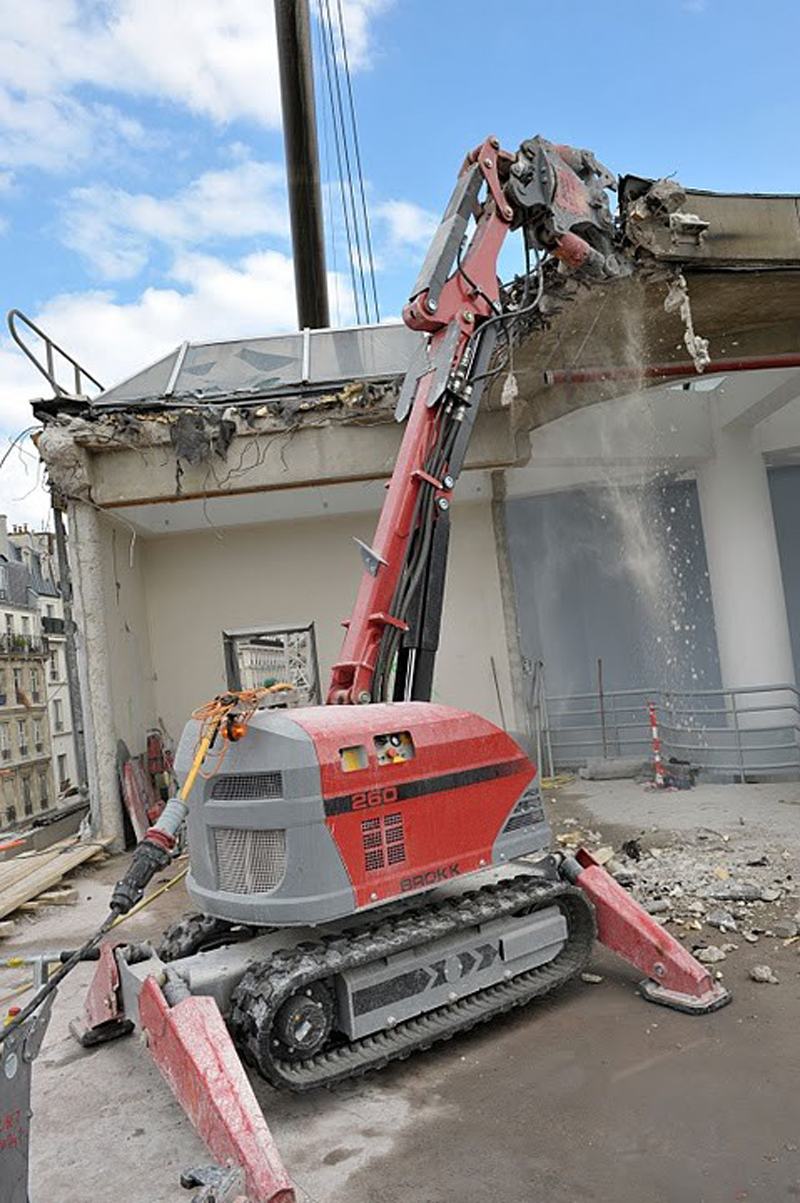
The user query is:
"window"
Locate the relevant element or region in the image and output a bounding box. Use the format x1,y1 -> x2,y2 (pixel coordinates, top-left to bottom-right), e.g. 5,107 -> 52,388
16,719 -> 27,757
5,805 -> 15,826
0,669 -> 5,706
30,667 -> 40,703
0,724 -> 9,761
340,745 -> 368,772
57,754 -> 68,788
39,771 -> 48,809
50,651 -> 58,682
374,730 -> 415,765
5,614 -> 13,636
53,698 -> 63,732
46,604 -> 54,619
0,566 -> 7,601
22,775 -> 32,816
34,718 -> 43,753
21,616 -> 29,636
13,667 -> 23,697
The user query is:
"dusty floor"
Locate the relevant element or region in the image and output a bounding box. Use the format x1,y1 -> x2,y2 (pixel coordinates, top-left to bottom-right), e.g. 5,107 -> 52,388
3,779 -> 799,1203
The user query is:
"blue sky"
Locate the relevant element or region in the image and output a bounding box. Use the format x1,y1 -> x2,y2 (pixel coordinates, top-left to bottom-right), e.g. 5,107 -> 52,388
1,0 -> 798,523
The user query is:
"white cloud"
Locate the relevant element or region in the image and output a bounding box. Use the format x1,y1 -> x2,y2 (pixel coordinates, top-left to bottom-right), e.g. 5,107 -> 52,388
62,158 -> 290,278
0,245 -> 351,522
0,0 -> 390,173
375,199 -> 438,252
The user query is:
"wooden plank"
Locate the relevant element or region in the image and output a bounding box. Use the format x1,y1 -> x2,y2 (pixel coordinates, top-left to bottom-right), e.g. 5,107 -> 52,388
0,838 -> 77,894
0,920 -> 16,938
20,887 -> 79,908
0,840 -> 112,921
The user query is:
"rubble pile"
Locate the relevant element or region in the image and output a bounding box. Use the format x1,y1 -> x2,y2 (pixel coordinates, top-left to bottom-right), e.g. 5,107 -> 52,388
552,818 -> 799,982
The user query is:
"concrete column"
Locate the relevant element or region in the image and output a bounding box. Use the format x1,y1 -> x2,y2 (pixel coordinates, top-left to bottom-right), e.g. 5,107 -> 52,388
696,422 -> 795,710
68,501 -> 126,850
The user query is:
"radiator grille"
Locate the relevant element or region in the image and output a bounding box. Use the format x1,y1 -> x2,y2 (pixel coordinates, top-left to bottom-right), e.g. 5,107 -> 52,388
361,811 -> 406,872
213,827 -> 287,894
211,772 -> 283,801
502,786 -> 545,835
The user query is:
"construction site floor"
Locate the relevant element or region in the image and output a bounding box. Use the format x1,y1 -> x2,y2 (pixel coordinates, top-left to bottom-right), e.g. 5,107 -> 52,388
7,778 -> 800,1203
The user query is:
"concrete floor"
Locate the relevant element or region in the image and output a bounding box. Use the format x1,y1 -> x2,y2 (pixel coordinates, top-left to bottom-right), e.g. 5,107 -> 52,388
4,780 -> 799,1203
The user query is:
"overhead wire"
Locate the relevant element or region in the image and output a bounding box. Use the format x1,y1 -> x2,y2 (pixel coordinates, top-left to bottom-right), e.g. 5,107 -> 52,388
321,0 -> 370,322
316,0 -> 362,323
334,0 -> 380,322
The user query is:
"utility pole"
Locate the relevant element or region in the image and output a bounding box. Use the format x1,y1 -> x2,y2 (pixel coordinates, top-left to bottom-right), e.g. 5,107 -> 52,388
274,0 -> 330,330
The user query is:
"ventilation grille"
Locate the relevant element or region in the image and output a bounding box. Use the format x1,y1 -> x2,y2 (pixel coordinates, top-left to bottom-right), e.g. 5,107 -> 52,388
213,827 -> 287,894
361,812 -> 406,873
211,772 -> 283,801
503,787 -> 545,834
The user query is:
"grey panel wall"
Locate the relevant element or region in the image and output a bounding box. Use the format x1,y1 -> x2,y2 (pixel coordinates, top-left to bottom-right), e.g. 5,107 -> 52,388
506,480 -> 722,701
768,465 -> 800,683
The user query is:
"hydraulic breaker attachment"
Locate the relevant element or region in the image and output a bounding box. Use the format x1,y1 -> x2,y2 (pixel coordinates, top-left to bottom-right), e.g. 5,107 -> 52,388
563,848 -> 732,1014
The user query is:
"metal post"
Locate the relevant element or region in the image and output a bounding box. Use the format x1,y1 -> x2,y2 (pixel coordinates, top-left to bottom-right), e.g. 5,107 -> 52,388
274,0 -> 330,330
597,657 -> 607,759
52,503 -> 88,790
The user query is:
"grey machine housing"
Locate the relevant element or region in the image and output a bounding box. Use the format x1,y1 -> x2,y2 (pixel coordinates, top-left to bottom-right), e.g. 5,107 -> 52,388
175,707 -> 552,929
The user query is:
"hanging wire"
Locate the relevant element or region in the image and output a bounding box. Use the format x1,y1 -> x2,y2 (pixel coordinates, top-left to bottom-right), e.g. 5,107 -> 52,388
319,0 -> 371,323
315,0 -> 362,323
312,7 -> 342,325
334,0 -> 380,322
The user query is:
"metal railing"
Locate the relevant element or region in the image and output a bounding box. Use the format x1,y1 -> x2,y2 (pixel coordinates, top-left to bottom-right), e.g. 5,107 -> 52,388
42,616 -> 65,635
544,683 -> 800,781
7,309 -> 103,398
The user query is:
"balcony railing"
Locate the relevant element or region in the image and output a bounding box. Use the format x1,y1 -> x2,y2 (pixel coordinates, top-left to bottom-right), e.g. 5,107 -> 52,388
42,616 -> 65,635
1,749 -> 9,761
0,634 -> 49,658
18,745 -> 28,757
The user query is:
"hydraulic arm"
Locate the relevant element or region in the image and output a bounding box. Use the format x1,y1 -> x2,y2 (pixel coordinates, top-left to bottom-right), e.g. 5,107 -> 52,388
327,136 -> 628,706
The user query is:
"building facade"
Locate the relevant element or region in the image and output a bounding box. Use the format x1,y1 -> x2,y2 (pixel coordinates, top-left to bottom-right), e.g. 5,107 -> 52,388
0,520 -> 56,827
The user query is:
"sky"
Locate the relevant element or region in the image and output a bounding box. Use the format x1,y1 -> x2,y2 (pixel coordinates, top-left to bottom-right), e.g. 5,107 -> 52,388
1,0 -> 798,526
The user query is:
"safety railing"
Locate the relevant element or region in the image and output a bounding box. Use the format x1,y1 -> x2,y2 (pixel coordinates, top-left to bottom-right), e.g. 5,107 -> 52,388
7,309 -> 103,398
543,683 -> 800,781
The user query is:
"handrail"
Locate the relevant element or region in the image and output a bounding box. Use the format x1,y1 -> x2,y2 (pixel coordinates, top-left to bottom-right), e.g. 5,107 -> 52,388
6,308 -> 103,397
541,680 -> 800,780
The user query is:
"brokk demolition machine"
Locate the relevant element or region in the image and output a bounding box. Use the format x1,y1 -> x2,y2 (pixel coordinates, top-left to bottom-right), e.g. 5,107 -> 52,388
1,136 -> 730,1203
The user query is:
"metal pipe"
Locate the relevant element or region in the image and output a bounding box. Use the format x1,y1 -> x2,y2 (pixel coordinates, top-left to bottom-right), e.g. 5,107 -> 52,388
544,351 -> 800,388
274,0 -> 330,330
52,504 -> 88,792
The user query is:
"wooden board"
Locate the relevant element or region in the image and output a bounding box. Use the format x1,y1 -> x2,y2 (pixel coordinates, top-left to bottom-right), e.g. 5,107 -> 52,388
0,839 -> 112,921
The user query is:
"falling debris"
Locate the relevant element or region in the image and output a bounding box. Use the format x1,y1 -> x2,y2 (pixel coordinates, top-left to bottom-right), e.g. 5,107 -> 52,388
663,271 -> 711,372
580,972 -> 604,984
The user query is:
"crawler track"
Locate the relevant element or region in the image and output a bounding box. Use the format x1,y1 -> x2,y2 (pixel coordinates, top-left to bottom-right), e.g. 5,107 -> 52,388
230,875 -> 595,1091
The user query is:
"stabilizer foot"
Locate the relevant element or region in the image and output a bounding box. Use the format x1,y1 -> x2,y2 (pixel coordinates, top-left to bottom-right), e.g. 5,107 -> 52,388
565,848 -> 733,1015
640,978 -> 732,1015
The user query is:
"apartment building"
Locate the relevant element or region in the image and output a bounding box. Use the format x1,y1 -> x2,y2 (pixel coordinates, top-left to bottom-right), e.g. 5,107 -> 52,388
6,523 -> 80,804
0,525 -> 55,828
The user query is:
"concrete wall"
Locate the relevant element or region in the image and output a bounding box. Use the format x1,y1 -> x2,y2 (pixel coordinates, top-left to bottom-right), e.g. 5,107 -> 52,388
140,499 -> 514,746
506,480 -> 722,700
97,514 -> 158,752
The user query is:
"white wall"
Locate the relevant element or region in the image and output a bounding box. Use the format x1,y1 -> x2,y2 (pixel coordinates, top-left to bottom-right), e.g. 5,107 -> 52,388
140,499 -> 514,746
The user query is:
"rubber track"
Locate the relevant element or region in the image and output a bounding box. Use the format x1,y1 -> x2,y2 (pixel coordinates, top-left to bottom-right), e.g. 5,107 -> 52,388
230,875 -> 595,1091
